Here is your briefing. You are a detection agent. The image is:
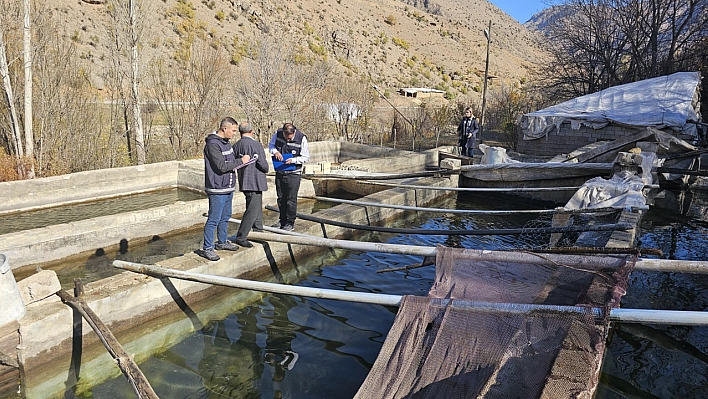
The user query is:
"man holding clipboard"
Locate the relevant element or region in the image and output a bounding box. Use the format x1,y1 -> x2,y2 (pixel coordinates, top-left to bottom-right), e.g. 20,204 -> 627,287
269,123 -> 310,231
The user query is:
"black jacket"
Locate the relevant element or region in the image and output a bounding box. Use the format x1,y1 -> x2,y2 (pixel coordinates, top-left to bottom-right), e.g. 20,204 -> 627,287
203,132 -> 242,194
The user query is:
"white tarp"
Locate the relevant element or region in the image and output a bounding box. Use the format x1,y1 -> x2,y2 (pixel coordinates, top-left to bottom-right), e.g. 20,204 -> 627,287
522,72 -> 702,140
564,171 -> 649,211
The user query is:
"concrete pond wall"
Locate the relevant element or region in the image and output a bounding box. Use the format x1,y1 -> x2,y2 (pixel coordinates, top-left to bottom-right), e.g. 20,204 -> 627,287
0,141 -> 450,398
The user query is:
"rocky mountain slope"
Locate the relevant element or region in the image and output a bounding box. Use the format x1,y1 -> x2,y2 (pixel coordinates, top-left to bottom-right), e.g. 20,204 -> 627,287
49,0 -> 548,102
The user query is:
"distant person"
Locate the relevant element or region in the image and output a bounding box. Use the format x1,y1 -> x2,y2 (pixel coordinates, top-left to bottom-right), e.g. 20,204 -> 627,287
457,107 -> 479,158
269,123 -> 310,231
232,122 -> 269,248
201,117 -> 251,261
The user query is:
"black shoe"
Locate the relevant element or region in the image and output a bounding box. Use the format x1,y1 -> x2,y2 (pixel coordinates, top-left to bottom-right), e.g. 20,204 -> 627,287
234,238 -> 254,248
270,222 -> 283,229
282,224 -> 295,232
253,227 -> 264,233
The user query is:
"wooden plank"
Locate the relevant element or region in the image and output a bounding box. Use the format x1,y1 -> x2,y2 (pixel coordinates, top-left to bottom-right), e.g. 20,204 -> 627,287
56,289 -> 159,399
564,129 -> 655,163
460,163 -> 614,182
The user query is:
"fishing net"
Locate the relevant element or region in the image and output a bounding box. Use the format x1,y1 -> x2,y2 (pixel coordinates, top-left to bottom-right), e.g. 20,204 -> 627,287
517,207 -> 626,250
355,246 -> 636,399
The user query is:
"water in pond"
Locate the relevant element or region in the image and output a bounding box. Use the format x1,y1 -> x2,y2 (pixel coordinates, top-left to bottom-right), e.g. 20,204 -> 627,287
14,192 -> 708,398
596,207 -> 708,398
68,194 -> 553,398
0,187 -> 205,236
12,198 -> 330,289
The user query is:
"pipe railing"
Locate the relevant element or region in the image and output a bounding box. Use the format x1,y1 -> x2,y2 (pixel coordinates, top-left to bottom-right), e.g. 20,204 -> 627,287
113,261 -> 708,326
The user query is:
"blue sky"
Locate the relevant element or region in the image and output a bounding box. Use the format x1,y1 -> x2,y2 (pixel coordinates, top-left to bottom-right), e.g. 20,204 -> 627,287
490,0 -> 549,23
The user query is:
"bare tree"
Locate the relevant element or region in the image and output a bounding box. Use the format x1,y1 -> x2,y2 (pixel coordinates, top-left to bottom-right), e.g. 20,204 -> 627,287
540,0 -> 708,100
107,0 -> 151,164
22,0 -> 34,178
322,75 -> 374,142
234,37 -> 290,144
151,38 -> 233,159
428,103 -> 456,148
0,26 -> 22,159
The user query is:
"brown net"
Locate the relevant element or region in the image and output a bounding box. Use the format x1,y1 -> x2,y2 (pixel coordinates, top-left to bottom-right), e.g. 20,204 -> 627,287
355,246 -> 636,399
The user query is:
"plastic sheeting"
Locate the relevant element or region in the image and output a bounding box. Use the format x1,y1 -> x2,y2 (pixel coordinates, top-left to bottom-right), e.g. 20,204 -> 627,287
564,171 -> 648,210
522,72 -> 702,140
478,144 -> 519,165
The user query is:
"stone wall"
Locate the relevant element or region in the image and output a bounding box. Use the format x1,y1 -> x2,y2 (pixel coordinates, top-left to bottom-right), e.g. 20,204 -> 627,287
517,122 -> 642,157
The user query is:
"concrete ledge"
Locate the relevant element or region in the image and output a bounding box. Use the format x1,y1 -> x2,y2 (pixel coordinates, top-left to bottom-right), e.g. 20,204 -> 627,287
0,161 -> 183,215
17,270 -> 61,306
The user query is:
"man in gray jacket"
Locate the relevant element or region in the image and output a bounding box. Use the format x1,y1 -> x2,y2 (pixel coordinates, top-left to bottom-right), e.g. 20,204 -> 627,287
232,122 -> 269,247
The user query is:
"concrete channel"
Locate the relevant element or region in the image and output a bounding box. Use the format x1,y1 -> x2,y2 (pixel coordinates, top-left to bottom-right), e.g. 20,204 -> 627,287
0,142 -> 455,398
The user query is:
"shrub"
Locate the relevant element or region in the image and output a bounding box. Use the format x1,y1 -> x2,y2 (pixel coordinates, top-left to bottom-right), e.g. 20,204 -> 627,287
384,15 -> 397,25
392,37 -> 409,50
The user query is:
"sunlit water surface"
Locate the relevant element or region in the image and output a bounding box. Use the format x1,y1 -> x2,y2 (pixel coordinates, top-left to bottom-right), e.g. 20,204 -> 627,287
11,192 -> 708,398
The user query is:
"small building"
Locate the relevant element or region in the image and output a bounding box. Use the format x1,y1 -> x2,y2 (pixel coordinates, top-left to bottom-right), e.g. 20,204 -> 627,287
399,87 -> 446,99
518,72 -> 703,156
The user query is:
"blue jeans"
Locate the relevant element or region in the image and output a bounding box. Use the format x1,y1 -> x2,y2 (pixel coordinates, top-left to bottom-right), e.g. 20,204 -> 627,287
203,193 -> 233,250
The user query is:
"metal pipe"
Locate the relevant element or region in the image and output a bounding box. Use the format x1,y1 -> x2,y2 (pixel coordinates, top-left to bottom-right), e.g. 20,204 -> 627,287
245,231 -> 437,257
265,204 -> 633,236
358,180 -> 583,192
358,180 -> 658,193
113,260 -> 403,306
634,259 -> 708,274
300,195 -> 556,214
112,261 -> 708,326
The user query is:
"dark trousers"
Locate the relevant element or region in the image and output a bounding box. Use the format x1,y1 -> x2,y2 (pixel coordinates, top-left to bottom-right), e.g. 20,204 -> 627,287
275,172 -> 301,226
236,191 -> 263,239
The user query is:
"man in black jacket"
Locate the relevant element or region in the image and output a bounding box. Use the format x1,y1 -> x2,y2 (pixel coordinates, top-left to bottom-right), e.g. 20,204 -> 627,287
457,107 -> 479,158
232,122 -> 269,248
201,117 -> 250,261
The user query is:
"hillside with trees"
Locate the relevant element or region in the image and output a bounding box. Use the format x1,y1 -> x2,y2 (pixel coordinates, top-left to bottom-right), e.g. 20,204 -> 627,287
1,0 -> 706,181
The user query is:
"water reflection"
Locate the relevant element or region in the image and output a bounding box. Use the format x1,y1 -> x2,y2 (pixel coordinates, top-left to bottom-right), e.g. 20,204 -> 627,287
84,194 -> 545,398
61,191 -> 708,398
597,203 -> 708,399
0,187 -> 204,235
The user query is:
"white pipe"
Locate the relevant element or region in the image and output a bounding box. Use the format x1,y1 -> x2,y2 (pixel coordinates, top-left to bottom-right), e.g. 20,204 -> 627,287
244,231 -> 438,257
238,232 -> 708,275
634,258 -> 708,274
112,261 -> 708,326
113,261 -> 402,306
608,309 -> 708,325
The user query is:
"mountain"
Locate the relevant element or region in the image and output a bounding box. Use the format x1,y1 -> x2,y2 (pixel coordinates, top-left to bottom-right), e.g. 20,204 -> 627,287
49,0 -> 548,102
524,5 -> 570,34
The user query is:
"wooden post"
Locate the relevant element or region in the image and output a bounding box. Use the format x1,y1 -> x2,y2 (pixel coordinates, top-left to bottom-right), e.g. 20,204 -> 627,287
57,286 -> 159,399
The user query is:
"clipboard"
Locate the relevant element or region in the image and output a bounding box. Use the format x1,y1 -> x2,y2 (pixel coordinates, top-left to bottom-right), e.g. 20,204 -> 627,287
273,153 -> 296,172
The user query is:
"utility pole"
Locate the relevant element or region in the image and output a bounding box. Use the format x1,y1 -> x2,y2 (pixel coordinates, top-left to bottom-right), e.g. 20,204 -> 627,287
480,20 -> 491,145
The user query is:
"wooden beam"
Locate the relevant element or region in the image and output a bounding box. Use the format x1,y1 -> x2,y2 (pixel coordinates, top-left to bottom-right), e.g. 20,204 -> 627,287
56,287 -> 159,399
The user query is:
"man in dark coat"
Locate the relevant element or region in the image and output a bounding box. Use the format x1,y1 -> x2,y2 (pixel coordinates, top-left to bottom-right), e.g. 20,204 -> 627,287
232,122 -> 269,247
457,107 -> 480,158
202,117 -> 250,261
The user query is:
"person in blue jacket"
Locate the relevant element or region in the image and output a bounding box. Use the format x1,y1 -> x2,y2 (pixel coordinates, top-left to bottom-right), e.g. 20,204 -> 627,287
268,123 -> 310,231
201,117 -> 250,261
